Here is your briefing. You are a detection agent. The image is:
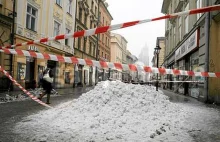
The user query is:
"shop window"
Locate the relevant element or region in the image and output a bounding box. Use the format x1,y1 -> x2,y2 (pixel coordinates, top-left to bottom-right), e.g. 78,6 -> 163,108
65,71 -> 70,84
26,4 -> 37,31
17,63 -> 26,80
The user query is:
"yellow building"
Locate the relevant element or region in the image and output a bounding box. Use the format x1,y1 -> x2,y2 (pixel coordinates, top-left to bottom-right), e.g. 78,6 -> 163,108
13,0 -> 76,89
0,0 -> 14,91
110,33 -> 128,80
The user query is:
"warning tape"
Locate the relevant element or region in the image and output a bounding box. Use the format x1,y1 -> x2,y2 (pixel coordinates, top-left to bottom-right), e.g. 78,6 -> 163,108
0,48 -> 220,78
0,5 -> 219,49
151,80 -> 204,83
0,66 -> 52,108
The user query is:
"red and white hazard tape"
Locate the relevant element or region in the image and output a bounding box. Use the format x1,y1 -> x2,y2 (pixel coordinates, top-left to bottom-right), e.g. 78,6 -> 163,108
151,80 -> 204,83
0,66 -> 52,108
0,5 -> 219,49
1,48 -> 220,78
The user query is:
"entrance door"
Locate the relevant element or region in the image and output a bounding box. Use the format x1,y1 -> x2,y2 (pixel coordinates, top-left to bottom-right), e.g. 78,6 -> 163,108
25,57 -> 35,89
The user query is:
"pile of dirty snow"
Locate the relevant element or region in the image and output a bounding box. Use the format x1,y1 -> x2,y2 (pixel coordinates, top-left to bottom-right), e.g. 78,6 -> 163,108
14,81 -> 193,142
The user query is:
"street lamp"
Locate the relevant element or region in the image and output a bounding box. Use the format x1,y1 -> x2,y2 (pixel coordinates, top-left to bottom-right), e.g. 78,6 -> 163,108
154,45 -> 161,91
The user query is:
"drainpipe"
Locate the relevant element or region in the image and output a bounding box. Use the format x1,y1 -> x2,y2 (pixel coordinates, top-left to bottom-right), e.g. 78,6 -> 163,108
204,0 -> 210,103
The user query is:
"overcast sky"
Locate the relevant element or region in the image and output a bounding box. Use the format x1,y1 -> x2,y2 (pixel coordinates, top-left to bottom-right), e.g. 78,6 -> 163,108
106,0 -> 165,64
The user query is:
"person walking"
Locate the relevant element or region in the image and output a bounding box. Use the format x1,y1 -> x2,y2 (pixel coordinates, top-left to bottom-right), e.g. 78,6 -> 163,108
38,68 -> 54,104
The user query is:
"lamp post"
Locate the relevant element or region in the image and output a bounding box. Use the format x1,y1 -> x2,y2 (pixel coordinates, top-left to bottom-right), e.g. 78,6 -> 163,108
154,45 -> 161,91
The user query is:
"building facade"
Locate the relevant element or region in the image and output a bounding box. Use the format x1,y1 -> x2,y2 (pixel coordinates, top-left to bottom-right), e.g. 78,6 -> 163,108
110,33 -> 128,80
98,1 -> 112,62
0,0 -> 14,91
162,0 -> 220,103
14,0 -> 76,89
74,0 -> 99,87
97,0 -> 113,81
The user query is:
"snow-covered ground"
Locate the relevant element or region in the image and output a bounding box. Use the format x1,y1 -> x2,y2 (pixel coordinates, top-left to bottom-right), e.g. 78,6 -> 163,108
13,81 -> 220,142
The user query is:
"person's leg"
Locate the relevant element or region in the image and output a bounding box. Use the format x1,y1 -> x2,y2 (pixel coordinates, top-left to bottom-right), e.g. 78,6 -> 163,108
46,83 -> 52,104
46,93 -> 50,104
38,91 -> 46,100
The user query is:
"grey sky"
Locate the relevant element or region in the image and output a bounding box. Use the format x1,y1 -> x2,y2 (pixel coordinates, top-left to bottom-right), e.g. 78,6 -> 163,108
106,0 -> 165,65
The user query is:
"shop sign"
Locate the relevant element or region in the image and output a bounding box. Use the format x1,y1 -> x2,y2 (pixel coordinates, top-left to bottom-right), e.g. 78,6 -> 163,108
28,45 -> 39,52
175,30 -> 198,61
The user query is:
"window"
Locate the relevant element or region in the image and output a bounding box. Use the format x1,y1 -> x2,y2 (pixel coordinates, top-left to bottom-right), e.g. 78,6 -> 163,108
102,35 -> 104,43
78,37 -> 81,49
103,17 -> 104,25
90,20 -> 92,29
84,13 -> 87,24
83,38 -> 86,52
105,37 -> 107,45
54,21 -> 60,36
105,54 -> 106,59
184,3 -> 189,34
65,72 -> 70,84
178,17 -> 182,41
196,0 -> 202,20
95,6 -> 97,16
89,42 -> 92,54
17,63 -> 26,80
79,8 -> 82,22
26,5 -> 37,31
93,44 -> 96,56
65,28 -> 70,46
91,1 -> 94,11
56,0 -> 62,7
102,52 -> 103,57
67,0 -> 72,15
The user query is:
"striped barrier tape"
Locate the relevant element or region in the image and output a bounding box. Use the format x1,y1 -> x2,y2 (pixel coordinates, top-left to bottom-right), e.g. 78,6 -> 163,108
0,48 -> 220,78
0,66 -> 52,108
150,80 -> 204,83
0,5 -> 220,49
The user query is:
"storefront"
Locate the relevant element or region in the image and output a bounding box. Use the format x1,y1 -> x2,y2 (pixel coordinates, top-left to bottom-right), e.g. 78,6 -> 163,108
165,54 -> 175,90
14,36 -> 74,89
175,29 -> 199,95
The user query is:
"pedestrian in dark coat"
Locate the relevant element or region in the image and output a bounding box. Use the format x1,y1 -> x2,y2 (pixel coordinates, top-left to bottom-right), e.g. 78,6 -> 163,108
38,68 -> 54,104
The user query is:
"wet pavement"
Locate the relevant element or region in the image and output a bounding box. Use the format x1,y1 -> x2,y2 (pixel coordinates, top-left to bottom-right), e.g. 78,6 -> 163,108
162,89 -> 220,142
0,86 -> 94,142
0,86 -> 220,142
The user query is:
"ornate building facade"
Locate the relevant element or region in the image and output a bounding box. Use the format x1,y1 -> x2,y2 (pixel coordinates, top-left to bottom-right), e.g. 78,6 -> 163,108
14,0 -> 76,89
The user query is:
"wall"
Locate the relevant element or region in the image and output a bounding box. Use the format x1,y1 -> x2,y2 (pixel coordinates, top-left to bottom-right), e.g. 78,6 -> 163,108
209,20 -> 220,103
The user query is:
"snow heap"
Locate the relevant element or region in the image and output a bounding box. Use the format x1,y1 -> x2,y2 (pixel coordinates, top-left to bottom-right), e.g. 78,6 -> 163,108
14,81 -> 193,142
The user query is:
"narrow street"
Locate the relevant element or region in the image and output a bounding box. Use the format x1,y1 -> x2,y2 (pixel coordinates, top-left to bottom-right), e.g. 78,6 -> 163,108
0,86 -> 220,142
0,87 -> 93,142
162,89 -> 220,142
